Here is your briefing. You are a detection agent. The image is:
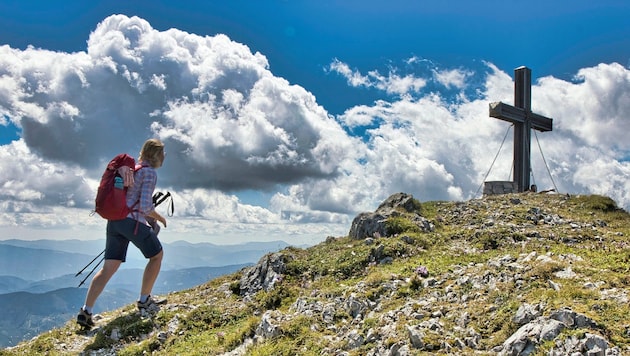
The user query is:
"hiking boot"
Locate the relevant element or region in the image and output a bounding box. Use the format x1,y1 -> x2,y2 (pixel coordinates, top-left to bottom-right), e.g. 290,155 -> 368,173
137,295 -> 167,311
76,308 -> 94,328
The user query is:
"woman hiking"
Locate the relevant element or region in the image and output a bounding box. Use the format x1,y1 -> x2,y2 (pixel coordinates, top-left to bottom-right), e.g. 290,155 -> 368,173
77,138 -> 167,328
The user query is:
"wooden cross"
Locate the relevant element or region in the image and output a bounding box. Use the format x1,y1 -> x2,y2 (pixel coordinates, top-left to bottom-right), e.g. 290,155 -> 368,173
489,66 -> 553,192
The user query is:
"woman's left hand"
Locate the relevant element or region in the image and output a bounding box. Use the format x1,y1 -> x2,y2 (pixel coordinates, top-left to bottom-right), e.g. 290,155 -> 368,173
117,166 -> 135,187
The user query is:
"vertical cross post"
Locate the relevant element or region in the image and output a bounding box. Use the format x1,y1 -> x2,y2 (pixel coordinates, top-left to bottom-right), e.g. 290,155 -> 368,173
513,67 -> 532,192
489,66 -> 553,192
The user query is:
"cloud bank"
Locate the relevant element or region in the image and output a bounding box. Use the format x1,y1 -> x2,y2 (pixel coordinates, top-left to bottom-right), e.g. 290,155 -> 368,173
0,15 -> 628,244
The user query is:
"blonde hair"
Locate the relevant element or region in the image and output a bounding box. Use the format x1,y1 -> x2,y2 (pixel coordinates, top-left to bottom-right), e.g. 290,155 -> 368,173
139,139 -> 165,168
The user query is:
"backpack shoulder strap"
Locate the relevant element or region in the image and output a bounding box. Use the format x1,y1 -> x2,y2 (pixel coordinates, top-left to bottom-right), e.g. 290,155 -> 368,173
107,153 -> 136,171
134,161 -> 152,171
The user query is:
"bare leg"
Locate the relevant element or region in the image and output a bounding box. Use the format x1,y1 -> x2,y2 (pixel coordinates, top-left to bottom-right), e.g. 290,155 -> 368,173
84,259 -> 122,309
140,250 -> 163,296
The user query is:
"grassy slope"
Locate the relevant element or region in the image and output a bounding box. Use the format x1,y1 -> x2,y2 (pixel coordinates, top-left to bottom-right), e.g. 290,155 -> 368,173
2,193 -> 629,355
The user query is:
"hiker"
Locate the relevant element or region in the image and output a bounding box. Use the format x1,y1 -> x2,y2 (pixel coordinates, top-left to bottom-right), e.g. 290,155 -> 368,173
77,138 -> 168,328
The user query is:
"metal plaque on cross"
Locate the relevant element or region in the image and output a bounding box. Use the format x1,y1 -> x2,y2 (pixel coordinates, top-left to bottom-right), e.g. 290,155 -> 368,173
489,66 -> 553,192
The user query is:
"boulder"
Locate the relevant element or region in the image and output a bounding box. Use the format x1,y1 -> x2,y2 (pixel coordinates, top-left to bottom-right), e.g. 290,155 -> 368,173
500,308 -> 616,356
349,193 -> 428,239
239,252 -> 288,297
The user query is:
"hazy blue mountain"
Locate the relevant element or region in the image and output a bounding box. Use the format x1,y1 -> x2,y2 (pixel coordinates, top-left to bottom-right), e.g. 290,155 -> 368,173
0,287 -> 135,348
0,244 -> 99,280
0,264 -> 249,348
0,238 -> 287,348
0,276 -> 30,294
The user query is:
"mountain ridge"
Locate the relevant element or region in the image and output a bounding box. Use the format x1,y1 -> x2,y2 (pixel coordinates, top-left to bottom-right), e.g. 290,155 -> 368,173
2,192 -> 629,355
0,239 -> 288,348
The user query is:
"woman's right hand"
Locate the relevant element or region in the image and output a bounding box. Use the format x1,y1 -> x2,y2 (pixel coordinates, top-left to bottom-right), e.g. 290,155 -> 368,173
147,210 -> 167,228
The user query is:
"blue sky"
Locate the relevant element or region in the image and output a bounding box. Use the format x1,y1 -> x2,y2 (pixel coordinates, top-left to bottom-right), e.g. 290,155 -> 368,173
0,1 -> 628,245
2,0 -> 628,116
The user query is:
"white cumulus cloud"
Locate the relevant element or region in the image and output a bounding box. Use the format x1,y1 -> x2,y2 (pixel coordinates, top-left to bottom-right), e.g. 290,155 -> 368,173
1,15 -> 629,245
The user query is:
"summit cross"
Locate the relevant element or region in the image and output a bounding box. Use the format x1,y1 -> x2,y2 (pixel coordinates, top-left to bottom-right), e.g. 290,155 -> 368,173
489,66 -> 553,192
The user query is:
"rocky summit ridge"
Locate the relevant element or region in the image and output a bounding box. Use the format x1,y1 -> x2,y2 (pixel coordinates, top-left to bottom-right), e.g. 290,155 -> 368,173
2,192 -> 630,355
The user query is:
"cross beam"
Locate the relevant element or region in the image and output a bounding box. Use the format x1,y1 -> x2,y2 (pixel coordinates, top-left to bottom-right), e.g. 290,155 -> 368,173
489,66 -> 553,192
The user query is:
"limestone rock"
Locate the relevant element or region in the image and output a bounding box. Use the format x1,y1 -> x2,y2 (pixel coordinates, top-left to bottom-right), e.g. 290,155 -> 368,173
239,252 -> 288,297
349,192 -> 430,239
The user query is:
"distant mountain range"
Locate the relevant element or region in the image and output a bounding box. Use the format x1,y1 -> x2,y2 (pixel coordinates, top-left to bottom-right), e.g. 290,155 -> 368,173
0,239 -> 292,280
0,264 -> 250,295
0,238 -> 292,348
0,264 -> 251,348
0,287 -> 135,348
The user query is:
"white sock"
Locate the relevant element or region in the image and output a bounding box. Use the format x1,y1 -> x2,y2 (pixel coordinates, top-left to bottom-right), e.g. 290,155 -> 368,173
82,305 -> 92,314
140,294 -> 150,303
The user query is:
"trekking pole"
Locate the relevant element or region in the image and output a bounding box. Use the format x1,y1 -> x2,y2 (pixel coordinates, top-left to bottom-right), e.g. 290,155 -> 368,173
75,249 -> 105,277
78,255 -> 105,287
153,191 -> 174,216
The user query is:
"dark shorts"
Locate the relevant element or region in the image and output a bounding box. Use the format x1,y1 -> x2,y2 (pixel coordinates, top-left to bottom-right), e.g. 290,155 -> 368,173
105,218 -> 163,262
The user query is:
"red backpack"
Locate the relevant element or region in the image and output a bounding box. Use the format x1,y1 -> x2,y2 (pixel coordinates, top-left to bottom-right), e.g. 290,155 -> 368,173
94,154 -> 141,220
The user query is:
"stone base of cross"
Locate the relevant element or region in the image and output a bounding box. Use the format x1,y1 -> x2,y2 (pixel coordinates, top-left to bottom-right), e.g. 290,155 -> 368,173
488,66 -> 553,192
